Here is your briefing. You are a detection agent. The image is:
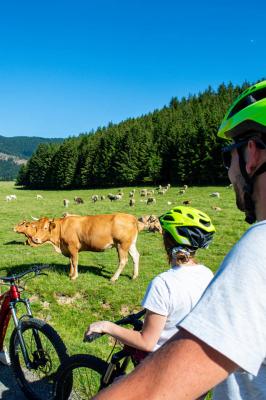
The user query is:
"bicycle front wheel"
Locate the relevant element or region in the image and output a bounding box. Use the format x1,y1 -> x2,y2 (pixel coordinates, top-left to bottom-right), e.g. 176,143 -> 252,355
54,354 -> 109,400
10,318 -> 68,400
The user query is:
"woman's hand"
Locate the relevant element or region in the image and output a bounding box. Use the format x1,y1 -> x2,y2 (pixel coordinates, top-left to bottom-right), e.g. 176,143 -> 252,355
85,321 -> 110,336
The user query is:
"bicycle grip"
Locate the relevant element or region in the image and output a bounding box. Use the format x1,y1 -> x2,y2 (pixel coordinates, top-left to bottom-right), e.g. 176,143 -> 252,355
84,332 -> 103,343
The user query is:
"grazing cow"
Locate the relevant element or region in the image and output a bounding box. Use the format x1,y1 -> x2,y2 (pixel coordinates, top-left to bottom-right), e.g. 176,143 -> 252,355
29,213 -> 141,282
91,195 -> 99,203
212,206 -> 222,212
140,189 -> 148,197
146,197 -> 156,205
182,200 -> 192,205
63,199 -> 70,207
5,195 -> 12,202
36,194 -> 43,200
158,189 -> 167,195
210,192 -> 220,198
100,195 -> 105,201
74,197 -> 84,204
107,194 -> 122,201
129,198 -> 135,207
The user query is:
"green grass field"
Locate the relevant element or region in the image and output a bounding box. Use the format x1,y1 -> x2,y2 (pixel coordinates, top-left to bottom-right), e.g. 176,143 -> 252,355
0,181 -> 247,396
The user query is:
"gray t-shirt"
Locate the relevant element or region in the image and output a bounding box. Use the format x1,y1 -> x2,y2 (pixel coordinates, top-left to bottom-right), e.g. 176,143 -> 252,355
180,220 -> 266,400
141,264 -> 213,350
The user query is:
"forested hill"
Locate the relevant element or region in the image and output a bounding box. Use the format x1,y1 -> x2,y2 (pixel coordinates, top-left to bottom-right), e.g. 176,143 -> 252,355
0,136 -> 62,181
16,81 -> 251,189
0,135 -> 62,158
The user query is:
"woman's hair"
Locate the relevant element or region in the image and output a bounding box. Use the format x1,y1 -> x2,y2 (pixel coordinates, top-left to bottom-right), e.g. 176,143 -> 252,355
163,231 -> 196,265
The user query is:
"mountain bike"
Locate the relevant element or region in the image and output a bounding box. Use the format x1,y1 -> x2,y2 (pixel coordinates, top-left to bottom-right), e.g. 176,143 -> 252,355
0,264 -> 68,400
54,309 -> 146,399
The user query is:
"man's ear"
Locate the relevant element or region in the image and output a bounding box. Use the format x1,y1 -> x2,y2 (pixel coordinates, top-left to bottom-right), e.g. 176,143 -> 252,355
245,140 -> 261,175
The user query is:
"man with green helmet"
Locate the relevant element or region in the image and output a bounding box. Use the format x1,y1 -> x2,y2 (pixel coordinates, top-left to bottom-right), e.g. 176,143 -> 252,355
94,80 -> 266,400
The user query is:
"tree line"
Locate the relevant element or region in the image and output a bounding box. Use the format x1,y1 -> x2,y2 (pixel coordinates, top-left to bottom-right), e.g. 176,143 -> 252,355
16,81 -> 251,189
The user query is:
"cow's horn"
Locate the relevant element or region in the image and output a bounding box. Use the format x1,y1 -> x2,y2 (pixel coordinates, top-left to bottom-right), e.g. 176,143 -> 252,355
31,216 -> 39,221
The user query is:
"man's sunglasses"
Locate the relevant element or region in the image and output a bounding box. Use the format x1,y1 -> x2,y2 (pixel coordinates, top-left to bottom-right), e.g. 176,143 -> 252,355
222,137 -> 266,170
221,141 -> 248,170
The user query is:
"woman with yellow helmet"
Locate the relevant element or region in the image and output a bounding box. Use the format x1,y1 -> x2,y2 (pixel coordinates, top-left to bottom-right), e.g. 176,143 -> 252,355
85,206 -> 215,357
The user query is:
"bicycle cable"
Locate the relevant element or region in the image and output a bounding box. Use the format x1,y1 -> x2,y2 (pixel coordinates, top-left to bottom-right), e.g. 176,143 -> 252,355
105,339 -> 118,363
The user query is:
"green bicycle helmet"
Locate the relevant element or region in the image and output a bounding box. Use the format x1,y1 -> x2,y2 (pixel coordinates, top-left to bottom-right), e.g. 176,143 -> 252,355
218,80 -> 266,140
159,206 -> 215,250
218,80 -> 266,224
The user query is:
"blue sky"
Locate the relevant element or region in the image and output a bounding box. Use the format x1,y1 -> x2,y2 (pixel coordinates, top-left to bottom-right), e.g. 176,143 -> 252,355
0,0 -> 266,138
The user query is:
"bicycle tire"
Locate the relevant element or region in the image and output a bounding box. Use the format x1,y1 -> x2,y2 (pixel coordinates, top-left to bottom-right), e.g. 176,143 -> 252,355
54,354 -> 109,400
9,318 -> 68,400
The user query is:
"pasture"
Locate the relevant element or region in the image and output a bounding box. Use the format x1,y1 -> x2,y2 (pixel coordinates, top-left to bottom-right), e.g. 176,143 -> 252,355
0,182 -> 247,382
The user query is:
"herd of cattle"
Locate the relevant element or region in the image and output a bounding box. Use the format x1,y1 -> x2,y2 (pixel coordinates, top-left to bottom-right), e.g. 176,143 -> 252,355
9,184 -> 228,282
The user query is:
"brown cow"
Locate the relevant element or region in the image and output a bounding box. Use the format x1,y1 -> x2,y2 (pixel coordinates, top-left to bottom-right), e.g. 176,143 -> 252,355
29,213 -> 141,281
14,219 -> 48,247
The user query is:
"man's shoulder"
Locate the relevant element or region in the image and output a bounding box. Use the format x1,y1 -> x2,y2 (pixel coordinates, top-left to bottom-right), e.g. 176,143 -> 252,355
240,220 -> 266,244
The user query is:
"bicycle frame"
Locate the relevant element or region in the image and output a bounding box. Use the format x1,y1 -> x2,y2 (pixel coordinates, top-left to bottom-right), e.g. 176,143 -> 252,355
0,281 -> 37,368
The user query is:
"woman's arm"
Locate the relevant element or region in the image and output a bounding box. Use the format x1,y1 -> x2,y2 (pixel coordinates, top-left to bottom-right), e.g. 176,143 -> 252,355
85,310 -> 167,352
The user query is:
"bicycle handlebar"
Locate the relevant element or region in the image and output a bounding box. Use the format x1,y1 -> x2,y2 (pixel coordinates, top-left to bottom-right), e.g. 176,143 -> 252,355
0,265 -> 50,283
84,332 -> 103,343
84,309 -> 146,343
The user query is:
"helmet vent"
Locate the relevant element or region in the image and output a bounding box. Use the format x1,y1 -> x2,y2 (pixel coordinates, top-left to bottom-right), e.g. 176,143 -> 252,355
173,208 -> 182,214
228,87 -> 266,119
199,219 -> 210,227
186,213 -> 194,219
163,215 -> 175,221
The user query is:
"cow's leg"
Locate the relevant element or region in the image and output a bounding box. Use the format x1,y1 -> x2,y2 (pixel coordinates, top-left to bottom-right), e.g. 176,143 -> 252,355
128,239 -> 139,280
69,257 -> 74,278
111,245 -> 128,282
69,249 -> 79,280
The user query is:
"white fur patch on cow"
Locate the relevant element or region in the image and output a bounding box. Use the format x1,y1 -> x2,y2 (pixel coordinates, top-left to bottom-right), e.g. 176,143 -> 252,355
103,242 -> 114,250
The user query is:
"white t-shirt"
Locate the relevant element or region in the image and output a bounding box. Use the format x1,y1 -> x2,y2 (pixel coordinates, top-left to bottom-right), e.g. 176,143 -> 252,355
180,220 -> 266,400
141,264 -> 213,351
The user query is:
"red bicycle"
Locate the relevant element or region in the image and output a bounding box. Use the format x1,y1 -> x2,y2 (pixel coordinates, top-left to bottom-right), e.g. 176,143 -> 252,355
0,264 -> 68,400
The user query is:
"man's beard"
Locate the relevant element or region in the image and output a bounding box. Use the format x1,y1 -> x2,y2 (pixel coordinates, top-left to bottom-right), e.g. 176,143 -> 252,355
233,173 -> 256,223
233,174 -> 247,212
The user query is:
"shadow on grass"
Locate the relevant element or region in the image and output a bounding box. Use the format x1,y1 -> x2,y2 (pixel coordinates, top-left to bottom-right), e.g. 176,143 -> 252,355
3,240 -> 26,246
0,262 -> 132,281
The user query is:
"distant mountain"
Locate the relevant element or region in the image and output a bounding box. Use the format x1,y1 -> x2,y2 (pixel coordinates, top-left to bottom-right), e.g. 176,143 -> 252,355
0,135 -> 62,181
0,135 -> 62,159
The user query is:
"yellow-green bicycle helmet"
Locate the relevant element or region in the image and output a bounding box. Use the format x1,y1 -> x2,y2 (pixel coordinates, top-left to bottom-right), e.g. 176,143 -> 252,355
160,206 -> 215,249
218,80 -> 266,140
218,80 -> 266,224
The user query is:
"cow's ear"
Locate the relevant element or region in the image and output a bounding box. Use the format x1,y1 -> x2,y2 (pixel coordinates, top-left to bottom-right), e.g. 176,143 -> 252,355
50,222 -> 56,231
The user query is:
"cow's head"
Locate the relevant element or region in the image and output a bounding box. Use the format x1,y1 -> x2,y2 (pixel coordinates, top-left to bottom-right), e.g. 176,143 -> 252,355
14,220 -> 39,237
31,218 -> 57,244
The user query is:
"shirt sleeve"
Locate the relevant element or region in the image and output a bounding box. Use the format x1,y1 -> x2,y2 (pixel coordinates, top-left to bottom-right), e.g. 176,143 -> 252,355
141,275 -> 170,316
179,223 -> 266,376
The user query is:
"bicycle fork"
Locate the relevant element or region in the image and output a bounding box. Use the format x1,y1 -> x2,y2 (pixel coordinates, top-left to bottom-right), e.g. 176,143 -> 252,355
102,350 -> 130,385
10,299 -> 40,369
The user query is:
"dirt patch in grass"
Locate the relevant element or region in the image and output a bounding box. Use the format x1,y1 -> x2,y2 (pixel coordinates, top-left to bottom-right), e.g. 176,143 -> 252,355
54,292 -> 82,305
